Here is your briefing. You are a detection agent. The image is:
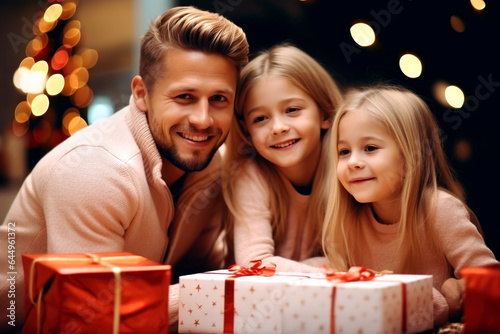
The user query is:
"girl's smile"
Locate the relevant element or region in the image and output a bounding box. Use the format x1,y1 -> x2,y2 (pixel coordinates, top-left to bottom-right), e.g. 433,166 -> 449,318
270,138 -> 300,149
243,75 -> 330,186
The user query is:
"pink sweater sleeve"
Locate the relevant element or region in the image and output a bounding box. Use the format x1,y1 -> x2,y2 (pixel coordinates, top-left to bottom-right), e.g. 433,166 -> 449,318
431,191 -> 498,281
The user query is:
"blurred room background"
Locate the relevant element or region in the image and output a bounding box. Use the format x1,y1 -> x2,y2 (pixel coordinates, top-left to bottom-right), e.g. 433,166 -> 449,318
1,0 -> 499,256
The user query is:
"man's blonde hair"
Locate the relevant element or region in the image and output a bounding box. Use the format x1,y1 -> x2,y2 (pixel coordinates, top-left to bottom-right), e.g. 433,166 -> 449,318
139,6 -> 249,91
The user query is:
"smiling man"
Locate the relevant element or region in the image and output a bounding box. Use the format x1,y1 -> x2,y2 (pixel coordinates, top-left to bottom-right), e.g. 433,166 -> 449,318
0,6 -> 248,332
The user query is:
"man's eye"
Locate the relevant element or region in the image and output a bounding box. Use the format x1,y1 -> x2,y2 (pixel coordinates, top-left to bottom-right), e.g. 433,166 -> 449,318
211,95 -> 228,102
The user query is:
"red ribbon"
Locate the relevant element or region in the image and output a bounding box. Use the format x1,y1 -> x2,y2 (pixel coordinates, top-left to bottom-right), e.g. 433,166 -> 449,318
320,266 -> 407,334
228,260 -> 277,277
223,261 -> 276,334
321,265 -> 376,282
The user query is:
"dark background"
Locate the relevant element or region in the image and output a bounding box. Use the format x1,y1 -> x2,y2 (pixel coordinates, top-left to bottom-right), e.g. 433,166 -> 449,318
1,0 -> 499,257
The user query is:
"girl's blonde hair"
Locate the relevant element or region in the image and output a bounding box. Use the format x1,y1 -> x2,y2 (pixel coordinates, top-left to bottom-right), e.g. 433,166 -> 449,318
223,44 -> 343,260
322,84 -> 480,272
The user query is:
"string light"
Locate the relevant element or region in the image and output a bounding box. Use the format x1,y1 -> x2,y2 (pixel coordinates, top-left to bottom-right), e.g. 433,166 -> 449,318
12,2 -> 98,142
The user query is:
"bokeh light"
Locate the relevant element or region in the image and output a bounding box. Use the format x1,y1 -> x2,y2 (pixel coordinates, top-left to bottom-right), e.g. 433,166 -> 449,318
445,85 -> 465,108
68,116 -> 88,135
88,96 -> 114,124
432,80 -> 451,108
12,120 -> 29,137
44,4 -> 63,23
450,16 -> 465,33
14,101 -> 31,123
46,74 -> 65,96
80,48 -> 99,69
31,94 -> 50,117
470,0 -> 486,10
350,23 -> 376,47
51,47 -> 70,70
454,139 -> 472,162
71,85 -> 93,108
61,1 -> 78,20
399,54 -> 422,78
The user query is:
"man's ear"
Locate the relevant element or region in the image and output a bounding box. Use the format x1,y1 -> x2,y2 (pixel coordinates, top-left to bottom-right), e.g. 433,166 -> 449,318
131,75 -> 148,112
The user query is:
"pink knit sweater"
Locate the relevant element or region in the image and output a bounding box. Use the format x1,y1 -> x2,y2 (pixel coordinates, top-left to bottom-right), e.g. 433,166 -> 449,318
0,96 -> 225,331
231,161 -> 328,272
351,190 -> 498,324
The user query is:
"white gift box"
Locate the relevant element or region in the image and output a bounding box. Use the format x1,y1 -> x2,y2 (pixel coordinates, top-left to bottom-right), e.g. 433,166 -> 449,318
178,270 -> 308,334
283,274 -> 433,334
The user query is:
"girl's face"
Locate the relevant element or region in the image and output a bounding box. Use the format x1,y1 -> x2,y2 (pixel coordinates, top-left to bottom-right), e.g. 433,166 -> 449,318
243,75 -> 331,186
336,108 -> 404,220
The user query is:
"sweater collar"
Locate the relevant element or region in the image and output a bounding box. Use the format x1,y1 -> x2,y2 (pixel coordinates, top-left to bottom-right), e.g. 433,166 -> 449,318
124,95 -> 164,188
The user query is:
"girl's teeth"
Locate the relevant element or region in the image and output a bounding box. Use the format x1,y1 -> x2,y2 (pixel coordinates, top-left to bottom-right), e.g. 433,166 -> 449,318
274,139 -> 297,148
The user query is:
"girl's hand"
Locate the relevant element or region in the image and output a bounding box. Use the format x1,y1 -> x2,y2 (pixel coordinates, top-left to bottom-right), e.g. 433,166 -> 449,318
441,278 -> 466,322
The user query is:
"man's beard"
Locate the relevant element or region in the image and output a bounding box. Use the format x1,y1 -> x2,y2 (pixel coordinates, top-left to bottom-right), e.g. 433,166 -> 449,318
157,143 -> 218,172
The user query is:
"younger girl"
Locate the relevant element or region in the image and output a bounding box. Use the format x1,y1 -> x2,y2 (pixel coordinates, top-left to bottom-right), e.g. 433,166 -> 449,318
223,44 -> 343,272
322,84 -> 498,325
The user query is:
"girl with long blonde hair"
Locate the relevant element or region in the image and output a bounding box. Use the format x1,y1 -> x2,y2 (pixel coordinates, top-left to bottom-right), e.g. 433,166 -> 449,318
322,84 -> 498,325
223,44 -> 343,272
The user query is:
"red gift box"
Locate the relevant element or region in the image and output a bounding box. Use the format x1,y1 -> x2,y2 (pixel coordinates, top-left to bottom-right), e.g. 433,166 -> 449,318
22,252 -> 171,334
460,264 -> 500,334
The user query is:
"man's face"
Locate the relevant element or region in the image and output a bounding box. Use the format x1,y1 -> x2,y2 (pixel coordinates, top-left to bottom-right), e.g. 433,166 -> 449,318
134,49 -> 237,172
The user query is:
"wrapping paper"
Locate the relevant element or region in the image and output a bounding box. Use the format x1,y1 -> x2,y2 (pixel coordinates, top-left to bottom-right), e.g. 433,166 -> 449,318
460,264 -> 500,334
178,269 -> 307,333
283,273 -> 433,334
22,252 -> 171,334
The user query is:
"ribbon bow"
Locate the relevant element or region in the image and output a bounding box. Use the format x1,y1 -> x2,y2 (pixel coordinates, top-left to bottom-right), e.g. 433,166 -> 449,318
321,265 -> 377,282
228,260 -> 276,277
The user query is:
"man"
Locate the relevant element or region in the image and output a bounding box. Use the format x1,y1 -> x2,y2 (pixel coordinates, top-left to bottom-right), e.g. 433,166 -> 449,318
0,6 -> 248,331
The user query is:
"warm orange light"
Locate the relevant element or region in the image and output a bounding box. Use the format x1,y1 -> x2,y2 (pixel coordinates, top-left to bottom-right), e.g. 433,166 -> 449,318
71,85 -> 93,108
80,49 -> 99,69
63,28 -> 81,47
450,16 -> 465,33
68,116 -> 88,135
61,1 -> 78,20
12,120 -> 29,137
52,48 -> 70,70
44,4 -> 63,23
14,101 -> 31,123
37,17 -> 57,33
470,0 -> 486,10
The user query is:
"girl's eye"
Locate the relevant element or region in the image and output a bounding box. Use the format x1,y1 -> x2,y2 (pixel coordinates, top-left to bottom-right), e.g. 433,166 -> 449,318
285,106 -> 300,114
365,145 -> 378,152
338,149 -> 350,156
253,115 -> 267,123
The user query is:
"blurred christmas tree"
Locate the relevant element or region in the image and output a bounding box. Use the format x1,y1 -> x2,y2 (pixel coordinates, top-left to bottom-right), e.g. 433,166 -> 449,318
11,0 -> 97,169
